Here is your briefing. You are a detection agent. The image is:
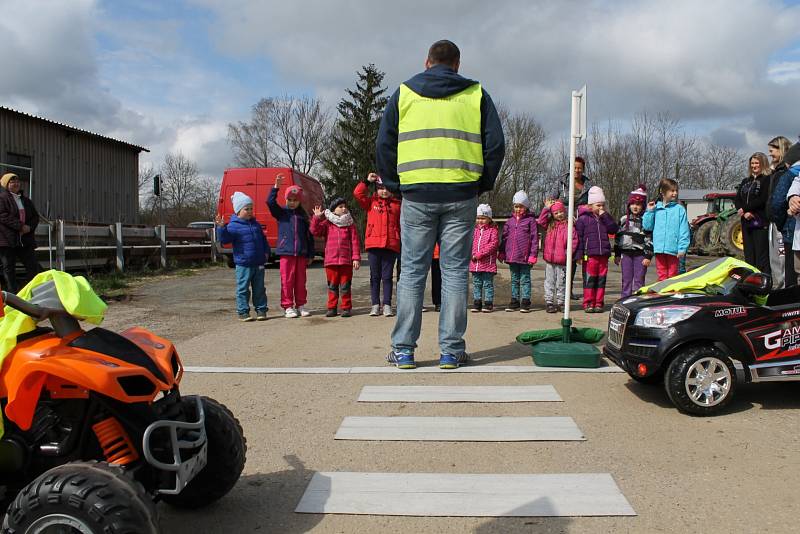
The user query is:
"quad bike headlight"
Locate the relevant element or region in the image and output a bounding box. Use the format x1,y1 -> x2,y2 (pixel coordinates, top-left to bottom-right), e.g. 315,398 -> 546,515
634,305 -> 700,328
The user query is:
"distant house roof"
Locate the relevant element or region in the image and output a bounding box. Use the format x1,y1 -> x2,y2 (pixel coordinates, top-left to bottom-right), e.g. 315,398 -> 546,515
0,106 -> 149,153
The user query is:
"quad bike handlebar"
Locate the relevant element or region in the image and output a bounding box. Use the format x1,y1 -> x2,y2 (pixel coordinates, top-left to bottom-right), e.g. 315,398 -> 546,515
1,289 -> 82,337
2,290 -> 48,320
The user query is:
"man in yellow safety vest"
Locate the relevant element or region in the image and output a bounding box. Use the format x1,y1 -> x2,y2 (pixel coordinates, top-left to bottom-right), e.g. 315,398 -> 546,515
376,39 -> 505,370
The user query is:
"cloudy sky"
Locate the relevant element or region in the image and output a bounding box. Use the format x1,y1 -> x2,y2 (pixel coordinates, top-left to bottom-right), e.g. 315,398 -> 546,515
2,0 -> 799,179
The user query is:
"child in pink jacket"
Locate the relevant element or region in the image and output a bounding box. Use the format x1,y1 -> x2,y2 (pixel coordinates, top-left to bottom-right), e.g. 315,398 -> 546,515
537,200 -> 578,313
469,204 -> 500,313
311,197 -> 361,317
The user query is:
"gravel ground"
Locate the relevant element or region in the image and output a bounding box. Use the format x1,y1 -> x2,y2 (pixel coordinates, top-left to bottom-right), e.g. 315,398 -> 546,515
96,257 -> 800,533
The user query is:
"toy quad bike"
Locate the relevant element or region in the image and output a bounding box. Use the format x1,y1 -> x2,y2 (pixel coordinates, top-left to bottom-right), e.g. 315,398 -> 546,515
0,277 -> 246,533
604,260 -> 800,416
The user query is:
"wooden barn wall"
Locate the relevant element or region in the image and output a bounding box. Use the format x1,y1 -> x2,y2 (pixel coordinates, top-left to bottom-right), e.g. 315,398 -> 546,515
0,110 -> 140,223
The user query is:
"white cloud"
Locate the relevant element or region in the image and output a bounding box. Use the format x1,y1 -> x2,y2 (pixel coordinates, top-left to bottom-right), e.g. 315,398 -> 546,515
768,61 -> 800,83
196,0 -> 800,138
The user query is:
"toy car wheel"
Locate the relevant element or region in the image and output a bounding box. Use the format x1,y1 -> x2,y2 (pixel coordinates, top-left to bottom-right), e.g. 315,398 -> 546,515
665,345 -> 736,416
161,395 -> 246,509
3,461 -> 158,534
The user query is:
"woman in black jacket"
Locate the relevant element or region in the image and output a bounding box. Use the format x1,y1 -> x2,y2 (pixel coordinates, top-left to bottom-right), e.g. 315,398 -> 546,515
735,152 -> 771,274
0,173 -> 41,293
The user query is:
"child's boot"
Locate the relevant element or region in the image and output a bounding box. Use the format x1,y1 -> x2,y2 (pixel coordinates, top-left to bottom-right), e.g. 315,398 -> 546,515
341,308 -> 352,318
471,299 -> 482,313
520,299 -> 532,313
326,307 -> 337,317
505,299 -> 519,312
482,302 -> 493,313
546,302 -> 556,313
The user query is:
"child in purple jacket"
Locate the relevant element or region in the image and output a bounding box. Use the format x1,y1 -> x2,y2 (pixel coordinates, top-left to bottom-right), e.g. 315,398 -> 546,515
575,186 -> 618,313
499,191 -> 538,312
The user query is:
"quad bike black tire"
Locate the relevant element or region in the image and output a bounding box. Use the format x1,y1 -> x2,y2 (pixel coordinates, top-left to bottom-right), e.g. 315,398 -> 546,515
719,216 -> 744,258
665,345 -> 737,416
3,461 -> 158,534
161,395 -> 246,509
692,222 -> 713,254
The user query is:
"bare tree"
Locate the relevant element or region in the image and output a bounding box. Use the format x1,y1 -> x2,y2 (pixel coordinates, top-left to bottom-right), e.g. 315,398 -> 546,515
138,163 -> 155,196
228,98 -> 277,168
272,95 -> 330,174
194,176 -> 222,220
228,95 -> 330,175
483,106 -> 548,214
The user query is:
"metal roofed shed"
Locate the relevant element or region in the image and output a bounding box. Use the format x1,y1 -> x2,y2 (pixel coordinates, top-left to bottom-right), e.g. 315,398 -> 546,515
0,106 -> 148,224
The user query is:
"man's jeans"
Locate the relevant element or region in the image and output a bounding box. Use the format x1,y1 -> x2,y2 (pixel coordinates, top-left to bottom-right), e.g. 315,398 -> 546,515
235,265 -> 268,315
391,197 -> 477,356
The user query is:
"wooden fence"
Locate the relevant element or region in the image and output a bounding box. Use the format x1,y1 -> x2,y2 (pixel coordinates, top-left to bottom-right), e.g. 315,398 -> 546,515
33,221 -> 218,272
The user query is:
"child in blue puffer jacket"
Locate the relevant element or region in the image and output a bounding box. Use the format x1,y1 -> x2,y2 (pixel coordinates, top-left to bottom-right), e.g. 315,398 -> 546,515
215,191 -> 270,322
643,178 -> 690,281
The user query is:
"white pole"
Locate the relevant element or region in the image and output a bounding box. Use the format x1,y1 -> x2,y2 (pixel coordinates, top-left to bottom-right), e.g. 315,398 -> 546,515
563,91 -> 581,321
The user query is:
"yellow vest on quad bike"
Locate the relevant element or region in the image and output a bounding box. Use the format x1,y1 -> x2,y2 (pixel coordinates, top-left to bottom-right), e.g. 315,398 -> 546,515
0,270 -> 107,438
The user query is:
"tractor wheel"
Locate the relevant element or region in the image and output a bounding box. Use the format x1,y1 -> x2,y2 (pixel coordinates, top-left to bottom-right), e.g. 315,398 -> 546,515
161,396 -> 246,509
3,461 -> 158,534
720,217 -> 744,258
692,223 -> 713,254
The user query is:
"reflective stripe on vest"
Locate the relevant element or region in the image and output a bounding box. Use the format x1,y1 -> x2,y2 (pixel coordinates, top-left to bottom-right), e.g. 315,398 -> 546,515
397,83 -> 483,185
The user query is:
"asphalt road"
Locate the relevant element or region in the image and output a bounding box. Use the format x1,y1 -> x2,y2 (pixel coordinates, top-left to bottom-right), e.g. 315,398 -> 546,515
98,259 -> 800,533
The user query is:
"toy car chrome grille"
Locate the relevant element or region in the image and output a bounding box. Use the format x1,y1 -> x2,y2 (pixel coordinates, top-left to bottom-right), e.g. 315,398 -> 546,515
607,304 -> 630,349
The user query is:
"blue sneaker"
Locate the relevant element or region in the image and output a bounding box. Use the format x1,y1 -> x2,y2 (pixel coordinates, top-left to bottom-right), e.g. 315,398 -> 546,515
439,352 -> 468,369
387,349 -> 416,369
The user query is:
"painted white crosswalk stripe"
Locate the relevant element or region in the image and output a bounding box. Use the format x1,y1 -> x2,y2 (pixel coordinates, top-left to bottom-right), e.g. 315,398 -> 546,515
185,364 -> 623,374
335,416 -> 585,442
295,472 -> 636,517
357,385 -> 562,402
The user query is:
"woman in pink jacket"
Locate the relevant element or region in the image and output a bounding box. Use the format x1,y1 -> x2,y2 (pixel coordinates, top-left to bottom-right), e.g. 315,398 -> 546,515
469,204 -> 500,313
537,200 -> 578,313
311,198 -> 361,317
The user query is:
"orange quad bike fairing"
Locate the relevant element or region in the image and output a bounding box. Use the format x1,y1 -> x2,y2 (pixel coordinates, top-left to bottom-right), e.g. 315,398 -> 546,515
0,326 -> 183,432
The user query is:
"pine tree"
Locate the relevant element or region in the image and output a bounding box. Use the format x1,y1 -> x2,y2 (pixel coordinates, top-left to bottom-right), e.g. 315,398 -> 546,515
322,64 -> 388,230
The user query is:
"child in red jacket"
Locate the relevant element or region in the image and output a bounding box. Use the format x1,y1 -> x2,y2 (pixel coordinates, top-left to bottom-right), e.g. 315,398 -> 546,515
354,173 -> 401,317
311,198 -> 361,317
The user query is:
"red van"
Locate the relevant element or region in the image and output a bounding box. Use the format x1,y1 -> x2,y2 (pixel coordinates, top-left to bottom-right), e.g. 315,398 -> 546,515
216,167 -> 325,266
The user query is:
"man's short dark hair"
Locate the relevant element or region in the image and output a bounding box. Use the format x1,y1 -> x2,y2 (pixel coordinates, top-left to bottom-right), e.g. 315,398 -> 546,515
575,156 -> 586,166
428,40 -> 460,67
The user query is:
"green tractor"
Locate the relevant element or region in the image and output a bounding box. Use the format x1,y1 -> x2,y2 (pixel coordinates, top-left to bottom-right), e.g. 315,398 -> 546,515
690,192 -> 744,258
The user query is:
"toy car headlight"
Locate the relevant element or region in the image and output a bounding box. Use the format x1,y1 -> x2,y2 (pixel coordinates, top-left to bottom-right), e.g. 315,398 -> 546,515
634,306 -> 700,328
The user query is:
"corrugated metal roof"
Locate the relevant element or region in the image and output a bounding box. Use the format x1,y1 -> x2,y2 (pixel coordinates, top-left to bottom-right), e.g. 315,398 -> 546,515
0,106 -> 149,152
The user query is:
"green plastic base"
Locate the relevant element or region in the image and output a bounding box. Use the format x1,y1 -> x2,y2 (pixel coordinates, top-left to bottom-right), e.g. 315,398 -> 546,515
531,341 -> 602,368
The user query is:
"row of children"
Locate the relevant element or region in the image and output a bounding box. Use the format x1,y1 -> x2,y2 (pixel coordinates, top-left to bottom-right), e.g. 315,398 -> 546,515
469,178 -> 690,313
215,173 -> 401,321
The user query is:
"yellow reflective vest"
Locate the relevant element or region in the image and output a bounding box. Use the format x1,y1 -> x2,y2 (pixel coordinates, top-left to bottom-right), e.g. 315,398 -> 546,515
0,270 -> 107,438
637,257 -> 761,297
397,83 -> 483,185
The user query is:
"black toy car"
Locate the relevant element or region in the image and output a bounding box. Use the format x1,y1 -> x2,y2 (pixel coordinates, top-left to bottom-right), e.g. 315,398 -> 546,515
603,266 -> 800,415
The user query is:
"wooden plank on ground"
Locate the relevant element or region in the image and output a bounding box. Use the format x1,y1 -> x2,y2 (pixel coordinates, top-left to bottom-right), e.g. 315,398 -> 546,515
358,385 -> 562,403
295,472 -> 636,517
334,416 -> 585,442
